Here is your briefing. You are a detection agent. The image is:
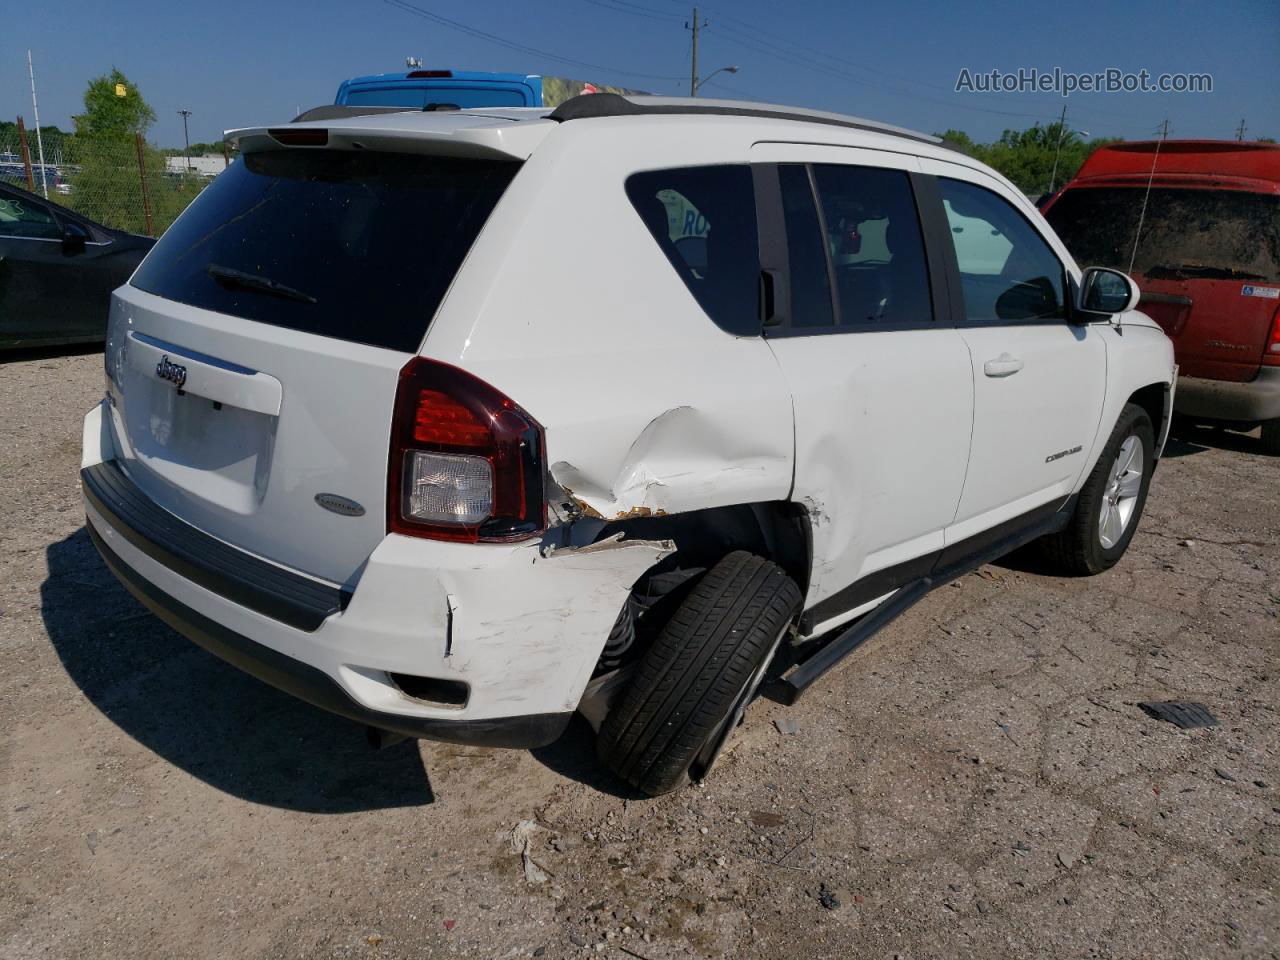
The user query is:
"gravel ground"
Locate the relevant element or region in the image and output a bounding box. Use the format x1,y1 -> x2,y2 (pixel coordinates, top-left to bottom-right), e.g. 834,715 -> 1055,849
2,349 -> 1277,960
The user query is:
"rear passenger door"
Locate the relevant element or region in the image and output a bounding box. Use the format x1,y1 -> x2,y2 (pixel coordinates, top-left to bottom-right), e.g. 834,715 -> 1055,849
918,164 -> 1106,539
750,145 -> 974,632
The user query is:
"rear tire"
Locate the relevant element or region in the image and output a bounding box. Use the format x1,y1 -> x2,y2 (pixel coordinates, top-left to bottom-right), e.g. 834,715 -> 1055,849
597,551 -> 801,797
1260,419 -> 1280,456
1040,402 -> 1154,576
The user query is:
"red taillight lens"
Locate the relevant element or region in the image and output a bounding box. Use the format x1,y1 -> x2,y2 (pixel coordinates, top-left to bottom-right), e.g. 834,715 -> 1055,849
1264,305 -> 1280,367
388,357 -> 546,543
412,390 -> 491,447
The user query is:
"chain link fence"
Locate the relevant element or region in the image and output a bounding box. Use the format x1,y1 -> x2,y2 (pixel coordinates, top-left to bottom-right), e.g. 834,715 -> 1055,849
1,126 -> 221,237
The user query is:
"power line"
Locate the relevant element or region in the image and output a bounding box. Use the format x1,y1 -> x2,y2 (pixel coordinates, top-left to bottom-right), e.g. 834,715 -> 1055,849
381,0 -> 683,81
642,0 -> 1144,125
582,0 -> 679,23
584,0 -> 681,21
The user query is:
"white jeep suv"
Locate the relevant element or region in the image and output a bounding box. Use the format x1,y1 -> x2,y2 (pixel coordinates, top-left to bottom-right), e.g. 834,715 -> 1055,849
81,94 -> 1177,796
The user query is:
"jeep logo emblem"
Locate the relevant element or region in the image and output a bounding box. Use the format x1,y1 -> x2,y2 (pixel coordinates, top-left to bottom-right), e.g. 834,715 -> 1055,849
155,355 -> 188,389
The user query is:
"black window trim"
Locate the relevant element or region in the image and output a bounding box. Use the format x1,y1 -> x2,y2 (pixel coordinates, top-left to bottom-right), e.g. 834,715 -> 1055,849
755,161 -> 952,339
930,173 -> 1073,329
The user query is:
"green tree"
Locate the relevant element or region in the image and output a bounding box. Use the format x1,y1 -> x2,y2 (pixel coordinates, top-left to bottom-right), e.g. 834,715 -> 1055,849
55,68 -> 204,236
934,124 -> 1122,196
72,68 -> 156,138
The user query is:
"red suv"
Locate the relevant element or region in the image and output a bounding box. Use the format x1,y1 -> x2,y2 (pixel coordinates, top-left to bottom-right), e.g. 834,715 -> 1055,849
1044,141 -> 1280,452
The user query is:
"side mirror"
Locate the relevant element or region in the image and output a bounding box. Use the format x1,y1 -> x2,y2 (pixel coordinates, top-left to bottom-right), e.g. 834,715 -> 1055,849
1077,266 -> 1140,319
61,221 -> 89,256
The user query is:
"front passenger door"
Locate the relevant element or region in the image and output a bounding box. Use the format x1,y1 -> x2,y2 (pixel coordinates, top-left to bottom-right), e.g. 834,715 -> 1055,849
926,170 -> 1106,538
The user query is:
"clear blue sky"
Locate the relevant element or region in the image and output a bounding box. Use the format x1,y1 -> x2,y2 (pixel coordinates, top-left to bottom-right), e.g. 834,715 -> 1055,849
3,0 -> 1276,149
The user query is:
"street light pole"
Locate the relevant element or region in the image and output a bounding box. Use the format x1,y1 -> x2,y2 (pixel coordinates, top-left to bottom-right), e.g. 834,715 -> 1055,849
178,109 -> 192,171
693,65 -> 740,95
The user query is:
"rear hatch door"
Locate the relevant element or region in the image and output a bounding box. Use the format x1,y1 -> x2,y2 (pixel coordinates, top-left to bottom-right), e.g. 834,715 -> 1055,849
105,126 -> 530,585
1045,184 -> 1280,380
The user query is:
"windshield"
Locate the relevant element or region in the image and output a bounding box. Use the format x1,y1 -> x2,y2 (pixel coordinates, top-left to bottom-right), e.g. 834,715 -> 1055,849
131,150 -> 519,352
1046,186 -> 1280,282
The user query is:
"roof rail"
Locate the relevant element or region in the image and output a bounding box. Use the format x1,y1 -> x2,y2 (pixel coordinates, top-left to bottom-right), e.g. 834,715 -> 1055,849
548,92 -> 941,147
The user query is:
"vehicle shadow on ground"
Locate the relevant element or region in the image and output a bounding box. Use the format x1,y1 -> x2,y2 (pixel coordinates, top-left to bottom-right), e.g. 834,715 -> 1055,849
531,716 -> 642,800
1163,423 -> 1266,459
42,528 -> 435,813
1,342 -> 103,363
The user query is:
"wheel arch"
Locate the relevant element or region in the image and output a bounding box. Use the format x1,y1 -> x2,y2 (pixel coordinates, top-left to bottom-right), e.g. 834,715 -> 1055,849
595,500 -> 813,599
1128,380 -> 1173,459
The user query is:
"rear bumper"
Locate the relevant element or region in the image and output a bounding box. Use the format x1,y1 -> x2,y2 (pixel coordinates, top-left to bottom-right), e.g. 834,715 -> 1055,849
1174,367 -> 1280,424
87,522 -> 569,748
80,399 -> 670,748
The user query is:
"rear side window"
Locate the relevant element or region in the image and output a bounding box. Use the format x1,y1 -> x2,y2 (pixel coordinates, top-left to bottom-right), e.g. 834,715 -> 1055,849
939,178 -> 1065,324
131,150 -> 519,352
626,165 -> 760,336
778,165 -> 834,328
811,164 -> 933,327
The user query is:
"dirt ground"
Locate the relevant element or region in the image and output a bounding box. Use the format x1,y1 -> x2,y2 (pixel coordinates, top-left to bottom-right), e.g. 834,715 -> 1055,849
2,349 -> 1277,960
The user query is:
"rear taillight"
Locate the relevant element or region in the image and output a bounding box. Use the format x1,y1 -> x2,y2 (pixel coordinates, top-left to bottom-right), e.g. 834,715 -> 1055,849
388,358 -> 546,543
1265,305 -> 1280,367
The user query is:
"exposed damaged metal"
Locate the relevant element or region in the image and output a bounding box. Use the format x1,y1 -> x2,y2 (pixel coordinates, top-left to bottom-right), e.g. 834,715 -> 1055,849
548,404 -> 785,523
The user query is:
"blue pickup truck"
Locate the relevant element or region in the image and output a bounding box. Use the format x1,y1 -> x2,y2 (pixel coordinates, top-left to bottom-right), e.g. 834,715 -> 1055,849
335,70 -> 639,110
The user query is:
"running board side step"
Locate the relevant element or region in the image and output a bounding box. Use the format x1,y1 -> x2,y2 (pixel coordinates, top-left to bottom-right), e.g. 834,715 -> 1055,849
766,501 -> 1073,705
766,580 -> 930,705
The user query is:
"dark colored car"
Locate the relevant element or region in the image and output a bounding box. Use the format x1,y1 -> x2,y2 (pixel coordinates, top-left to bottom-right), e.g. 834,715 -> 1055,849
0,181 -> 155,351
1043,141 -> 1280,453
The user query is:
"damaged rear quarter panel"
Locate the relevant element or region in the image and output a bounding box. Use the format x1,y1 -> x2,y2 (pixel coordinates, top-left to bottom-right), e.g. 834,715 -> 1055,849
419,120 -> 796,523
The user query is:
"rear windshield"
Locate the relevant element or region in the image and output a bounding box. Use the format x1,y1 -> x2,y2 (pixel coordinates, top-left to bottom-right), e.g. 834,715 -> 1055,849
1046,186 -> 1280,282
131,149 -> 519,352
342,87 -> 529,108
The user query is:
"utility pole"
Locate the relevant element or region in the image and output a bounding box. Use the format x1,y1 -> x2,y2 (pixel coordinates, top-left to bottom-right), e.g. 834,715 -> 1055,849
1048,103 -> 1069,194
27,50 -> 48,198
178,109 -> 193,170
1236,118 -> 1247,141
686,7 -> 707,97
1158,118 -> 1170,140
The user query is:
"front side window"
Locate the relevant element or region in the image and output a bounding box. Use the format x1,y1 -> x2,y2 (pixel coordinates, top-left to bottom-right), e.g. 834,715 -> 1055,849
0,189 -> 61,239
626,165 -> 760,336
939,178 -> 1065,323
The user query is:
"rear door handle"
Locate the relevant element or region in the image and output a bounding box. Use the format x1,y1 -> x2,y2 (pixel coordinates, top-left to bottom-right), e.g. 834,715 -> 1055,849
983,353 -> 1024,378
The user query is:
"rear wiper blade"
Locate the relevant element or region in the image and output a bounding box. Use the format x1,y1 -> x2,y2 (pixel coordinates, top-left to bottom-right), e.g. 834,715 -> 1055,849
206,264 -> 317,304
